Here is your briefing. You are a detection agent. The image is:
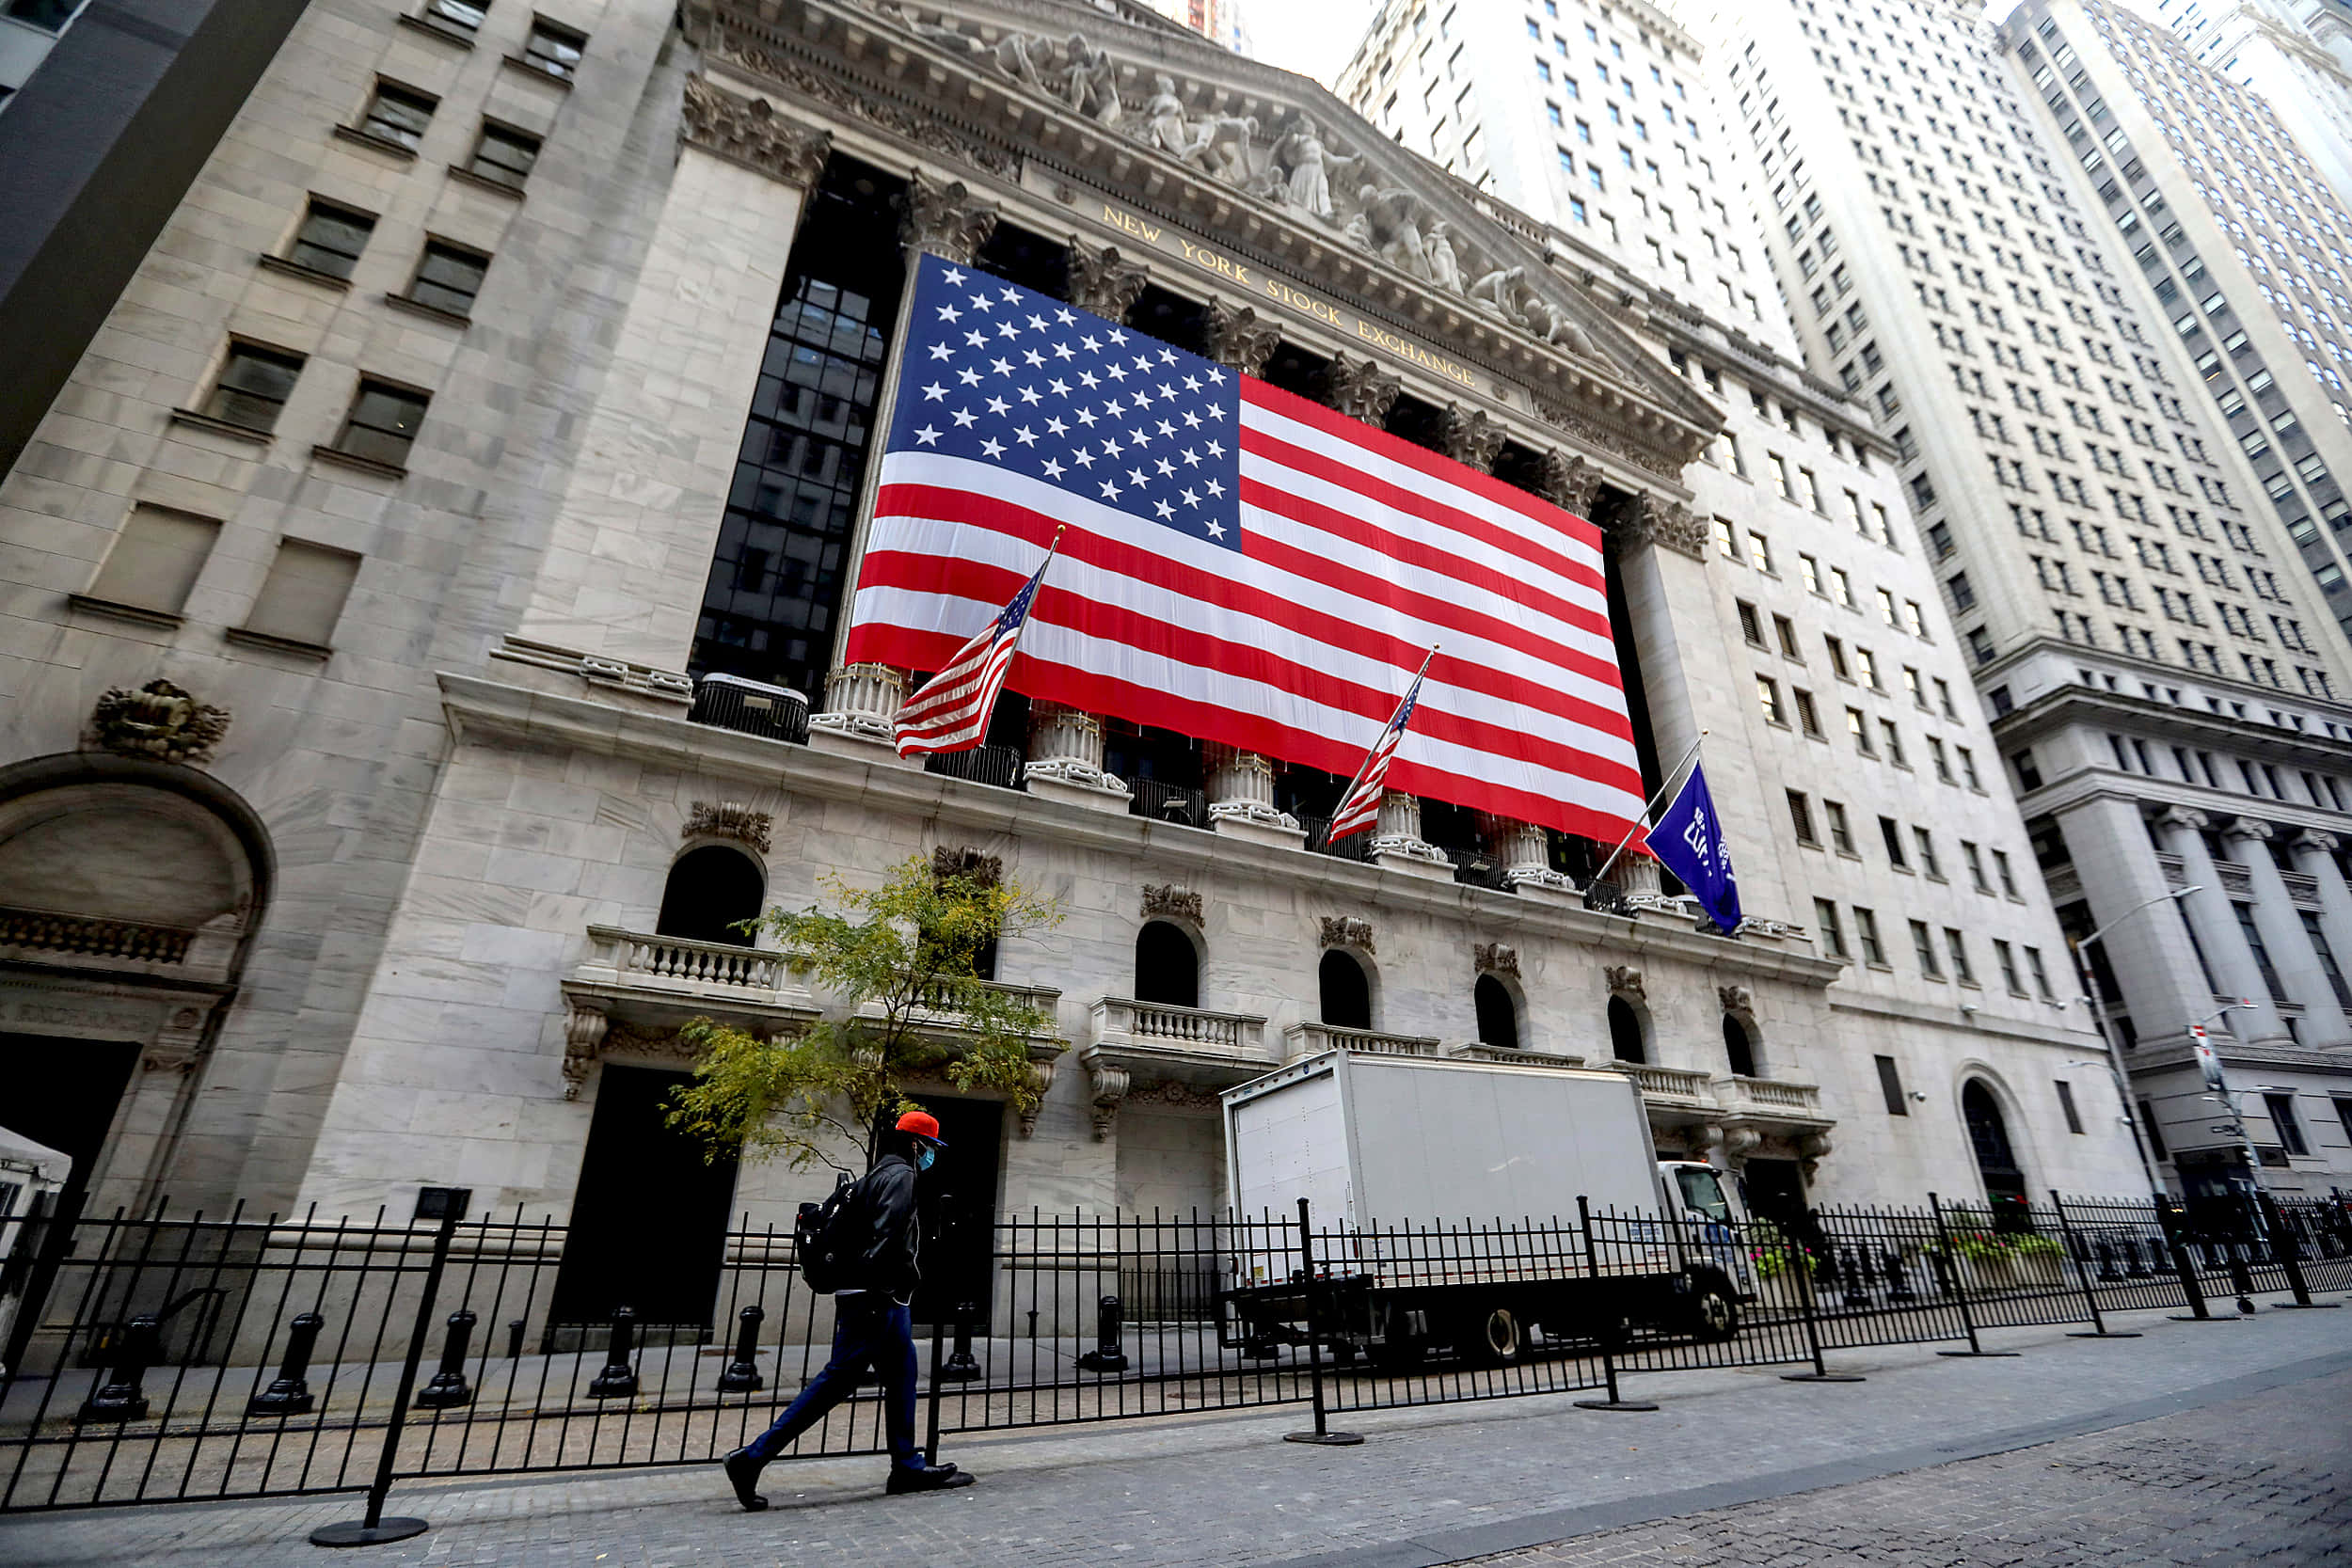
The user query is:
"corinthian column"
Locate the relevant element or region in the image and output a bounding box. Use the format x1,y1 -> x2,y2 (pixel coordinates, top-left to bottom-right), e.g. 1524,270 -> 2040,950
2225,817 -> 2343,1045
807,664 -> 910,759
1205,744 -> 1301,847
1489,814 -> 1579,906
1370,790 -> 1453,881
1024,702 -> 1133,813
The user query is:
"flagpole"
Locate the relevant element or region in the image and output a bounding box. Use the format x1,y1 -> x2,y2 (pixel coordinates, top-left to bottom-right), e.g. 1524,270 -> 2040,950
1590,730 -> 1708,886
1325,643 -> 1438,839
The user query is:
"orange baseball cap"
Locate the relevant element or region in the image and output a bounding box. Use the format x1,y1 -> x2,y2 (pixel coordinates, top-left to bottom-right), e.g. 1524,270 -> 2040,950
895,1110 -> 946,1146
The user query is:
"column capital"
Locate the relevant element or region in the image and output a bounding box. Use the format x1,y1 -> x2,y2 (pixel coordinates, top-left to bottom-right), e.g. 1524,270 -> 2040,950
1322,352 -> 1402,426
2155,805 -> 2209,834
680,75 -> 832,187
1619,493 -> 1708,561
2221,816 -> 2274,843
1066,236 -> 1150,320
1438,403 -> 1505,473
1201,297 -> 1281,377
2293,827 -> 2342,855
1534,449 -> 1603,515
898,172 -> 999,264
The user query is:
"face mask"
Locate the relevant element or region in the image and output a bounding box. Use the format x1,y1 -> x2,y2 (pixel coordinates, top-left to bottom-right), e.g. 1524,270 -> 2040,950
915,1145 -> 937,1172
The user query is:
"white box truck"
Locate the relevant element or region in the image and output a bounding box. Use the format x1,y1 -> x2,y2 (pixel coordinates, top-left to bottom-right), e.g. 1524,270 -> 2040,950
1220,1050 -> 1753,1366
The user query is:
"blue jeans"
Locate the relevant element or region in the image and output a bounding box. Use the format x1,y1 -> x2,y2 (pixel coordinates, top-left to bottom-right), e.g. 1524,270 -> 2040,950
743,1294 -> 920,1468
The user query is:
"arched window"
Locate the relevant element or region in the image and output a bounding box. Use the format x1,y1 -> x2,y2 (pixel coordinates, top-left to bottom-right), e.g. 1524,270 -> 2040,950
1963,1080 -> 2027,1204
656,845 -> 764,946
1607,996 -> 1646,1064
1474,974 -> 1518,1049
1722,1014 -> 1757,1078
1318,950 -> 1371,1029
1135,920 -> 1199,1007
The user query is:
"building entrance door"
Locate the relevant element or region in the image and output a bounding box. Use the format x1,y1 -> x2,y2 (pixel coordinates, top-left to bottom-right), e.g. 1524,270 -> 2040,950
1741,1156 -> 1807,1231
547,1066 -> 739,1347
0,1033 -> 139,1370
1963,1080 -> 2028,1207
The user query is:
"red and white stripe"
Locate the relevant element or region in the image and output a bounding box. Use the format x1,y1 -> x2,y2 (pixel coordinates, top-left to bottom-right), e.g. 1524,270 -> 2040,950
891,622 -> 1023,755
846,380 -> 1643,842
1327,658 -> 1427,843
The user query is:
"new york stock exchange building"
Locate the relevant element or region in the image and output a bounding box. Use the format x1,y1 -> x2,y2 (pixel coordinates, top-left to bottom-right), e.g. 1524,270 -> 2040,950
0,0 -> 2146,1348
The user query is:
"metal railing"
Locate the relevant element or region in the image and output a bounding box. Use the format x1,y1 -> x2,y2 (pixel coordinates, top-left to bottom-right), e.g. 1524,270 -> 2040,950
1128,778 -> 1207,827
923,745 -> 1026,791
1297,814 -> 1374,863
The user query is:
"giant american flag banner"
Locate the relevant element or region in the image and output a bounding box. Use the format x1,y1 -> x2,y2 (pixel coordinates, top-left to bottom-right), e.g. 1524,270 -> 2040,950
841,251 -> 1645,843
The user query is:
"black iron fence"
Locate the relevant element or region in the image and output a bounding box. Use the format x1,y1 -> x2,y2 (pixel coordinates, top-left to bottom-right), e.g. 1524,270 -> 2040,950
3,1187 -> 2345,1518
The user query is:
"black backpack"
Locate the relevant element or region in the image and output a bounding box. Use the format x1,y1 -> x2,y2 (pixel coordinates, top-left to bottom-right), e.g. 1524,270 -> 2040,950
794,1170 -> 862,1294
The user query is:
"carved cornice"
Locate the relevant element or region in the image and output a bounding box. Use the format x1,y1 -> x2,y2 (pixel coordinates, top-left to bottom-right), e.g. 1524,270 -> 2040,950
1474,942 -> 1519,979
1319,915 -> 1375,955
1322,352 -> 1401,426
899,172 -> 999,264
1605,963 -> 1645,1001
1718,984 -> 1755,1017
680,73 -> 832,186
1141,882 -> 1203,926
1201,297 -> 1281,376
685,800 -> 772,853
705,30 -> 1023,182
1067,236 -> 1150,319
1438,403 -> 1504,474
931,845 -> 1004,885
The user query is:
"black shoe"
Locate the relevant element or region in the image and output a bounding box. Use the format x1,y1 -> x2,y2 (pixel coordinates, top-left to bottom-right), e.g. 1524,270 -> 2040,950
723,1448 -> 770,1512
886,1462 -> 976,1494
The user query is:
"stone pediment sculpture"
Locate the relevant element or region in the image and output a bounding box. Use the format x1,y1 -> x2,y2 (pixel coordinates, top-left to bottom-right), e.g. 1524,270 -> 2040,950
88,679 -> 231,766
684,0 -> 1722,476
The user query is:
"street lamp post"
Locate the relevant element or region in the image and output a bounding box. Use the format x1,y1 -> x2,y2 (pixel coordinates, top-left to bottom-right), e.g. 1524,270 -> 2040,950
2066,883 -> 2202,1202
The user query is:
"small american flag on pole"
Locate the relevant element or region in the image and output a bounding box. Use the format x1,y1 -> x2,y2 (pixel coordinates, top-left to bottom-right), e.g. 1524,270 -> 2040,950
1327,647 -> 1437,842
892,529 -> 1061,757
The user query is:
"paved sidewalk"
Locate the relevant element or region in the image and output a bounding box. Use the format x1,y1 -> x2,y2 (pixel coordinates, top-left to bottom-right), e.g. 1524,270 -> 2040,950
0,1297 -> 2344,1568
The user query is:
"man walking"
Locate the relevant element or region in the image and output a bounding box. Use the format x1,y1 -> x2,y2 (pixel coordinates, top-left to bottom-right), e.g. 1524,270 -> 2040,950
722,1110 -> 977,1508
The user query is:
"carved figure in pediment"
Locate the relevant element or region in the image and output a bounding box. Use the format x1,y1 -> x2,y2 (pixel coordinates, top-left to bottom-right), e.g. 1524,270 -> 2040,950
1525,295 -> 1597,358
1138,73 -> 1200,159
1065,36 -> 1121,125
1340,208 -> 1374,246
1424,221 -> 1463,292
876,4 -> 983,56
995,30 -> 1053,90
1191,114 -> 1258,182
1272,116 -> 1334,219
1468,263 -> 1529,324
1354,185 -> 1428,274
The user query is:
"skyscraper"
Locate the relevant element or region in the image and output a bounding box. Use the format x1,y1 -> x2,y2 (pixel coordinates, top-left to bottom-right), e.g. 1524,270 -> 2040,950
1688,0 -> 2352,1194
2150,0 -> 2352,208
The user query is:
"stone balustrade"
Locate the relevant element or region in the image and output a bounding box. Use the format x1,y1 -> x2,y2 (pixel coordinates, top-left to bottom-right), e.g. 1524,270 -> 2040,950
1715,1074 -> 1826,1117
1602,1060 -> 1715,1105
0,906 -> 196,964
1091,996 -> 1270,1058
1446,1042 -> 1588,1069
584,927 -> 789,990
1282,1021 -> 1444,1060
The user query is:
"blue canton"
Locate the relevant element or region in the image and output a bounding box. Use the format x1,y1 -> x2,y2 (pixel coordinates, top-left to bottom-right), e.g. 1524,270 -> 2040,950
886,251 -> 1245,553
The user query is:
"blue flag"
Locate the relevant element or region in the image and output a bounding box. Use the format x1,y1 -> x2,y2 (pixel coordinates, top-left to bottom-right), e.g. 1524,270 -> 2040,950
1647,762 -> 1742,933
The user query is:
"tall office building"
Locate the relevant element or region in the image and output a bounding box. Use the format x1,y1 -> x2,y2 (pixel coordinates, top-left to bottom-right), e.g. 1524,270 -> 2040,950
2150,0 -> 2352,208
1683,0 -> 2352,1193
1140,0 -> 1254,55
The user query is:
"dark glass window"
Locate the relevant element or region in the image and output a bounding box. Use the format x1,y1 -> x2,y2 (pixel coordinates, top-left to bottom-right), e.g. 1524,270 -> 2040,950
1135,922 -> 1198,1008
2056,1080 -> 2084,1133
422,0 -> 485,34
201,342 -> 306,432
1474,975 -> 1518,1050
1875,1054 -> 1907,1115
288,199 -> 376,278
5,1 -> 87,32
407,240 -> 489,315
1607,996 -> 1645,1063
333,379 -> 430,466
466,121 -> 541,188
1318,950 -> 1372,1030
523,18 -> 586,77
361,82 -> 437,150
691,166 -> 904,703
657,847 -> 763,946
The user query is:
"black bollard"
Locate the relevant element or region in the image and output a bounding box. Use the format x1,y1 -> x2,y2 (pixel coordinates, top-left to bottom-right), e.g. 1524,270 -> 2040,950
506,1318 -> 526,1360
78,1314 -> 162,1423
248,1310 -> 327,1417
716,1305 -> 765,1393
585,1305 -> 640,1398
1076,1293 -> 1127,1372
415,1308 -> 478,1408
940,1301 -> 982,1381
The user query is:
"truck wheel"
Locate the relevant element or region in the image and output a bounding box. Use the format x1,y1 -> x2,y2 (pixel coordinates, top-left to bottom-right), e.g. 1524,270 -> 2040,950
1688,1280 -> 1740,1341
1464,1305 -> 1522,1365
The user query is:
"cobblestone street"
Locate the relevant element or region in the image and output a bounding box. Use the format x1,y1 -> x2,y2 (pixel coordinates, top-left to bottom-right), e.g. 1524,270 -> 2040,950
1,1296 -> 2344,1568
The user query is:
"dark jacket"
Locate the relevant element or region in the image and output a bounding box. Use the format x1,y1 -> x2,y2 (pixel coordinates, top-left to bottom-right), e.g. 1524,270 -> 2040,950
843,1152 -> 922,1300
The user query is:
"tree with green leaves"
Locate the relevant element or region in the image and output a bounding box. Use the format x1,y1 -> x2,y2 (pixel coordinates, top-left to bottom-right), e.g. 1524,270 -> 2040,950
666,852 -> 1062,1168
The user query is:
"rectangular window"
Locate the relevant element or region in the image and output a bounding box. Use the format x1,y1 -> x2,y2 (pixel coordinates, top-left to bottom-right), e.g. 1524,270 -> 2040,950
331,378 -> 431,467
1855,648 -> 1881,690
1914,827 -> 1942,879
1880,815 -> 1907,866
405,239 -> 490,316
1738,599 -> 1766,645
1849,707 -> 1875,756
1756,674 -> 1787,725
82,505 -> 220,617
2336,1098 -> 2352,1153
522,17 -> 588,78
1958,746 -> 1982,790
1929,736 -> 1953,784
359,81 -> 437,150
286,198 -> 376,279
1713,515 -> 1738,559
422,0 -> 486,34
1878,587 -> 1900,626
1911,919 -> 1944,978
465,120 -> 542,190
1815,898 -> 1847,958
1823,635 -> 1849,680
1854,907 -> 1886,966
1747,531 -> 1773,573
1824,800 -> 1853,854
1945,927 -> 1976,985
1788,789 -> 1818,845
2264,1092 -> 2308,1157
2057,1080 -> 2084,1134
238,539 -> 360,648
1963,841 -> 1989,893
1773,612 -> 1802,660
1992,848 -> 2020,897
1800,554 -> 1822,596
199,341 -> 306,433
1994,938 -> 2024,993
1883,722 -> 1907,768
2299,911 -> 2352,1006
1875,1053 -> 1909,1115
1793,688 -> 1821,736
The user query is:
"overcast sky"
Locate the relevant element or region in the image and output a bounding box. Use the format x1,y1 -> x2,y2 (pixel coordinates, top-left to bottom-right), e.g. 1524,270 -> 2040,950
1245,0 -> 1379,87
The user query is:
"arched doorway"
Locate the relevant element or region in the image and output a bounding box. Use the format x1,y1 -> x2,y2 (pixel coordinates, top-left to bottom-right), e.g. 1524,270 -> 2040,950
1722,1014 -> 1757,1078
1318,950 -> 1371,1029
1474,974 -> 1518,1049
1962,1079 -> 2027,1205
655,845 -> 764,946
1135,920 -> 1199,1007
1607,996 -> 1646,1063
